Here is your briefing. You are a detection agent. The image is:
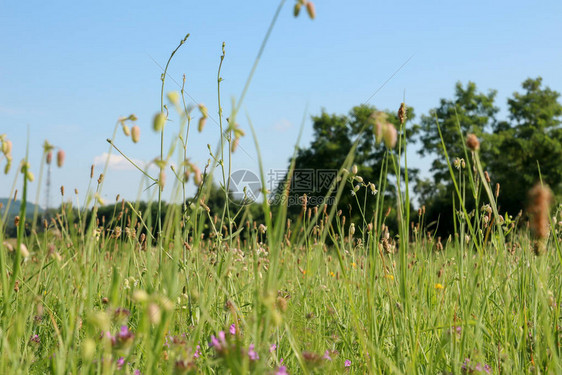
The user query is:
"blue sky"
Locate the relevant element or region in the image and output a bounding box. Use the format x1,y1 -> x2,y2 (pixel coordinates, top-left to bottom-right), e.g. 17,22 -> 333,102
1,0 -> 561,207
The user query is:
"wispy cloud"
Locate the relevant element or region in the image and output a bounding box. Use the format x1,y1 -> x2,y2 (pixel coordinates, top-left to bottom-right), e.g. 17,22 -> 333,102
93,153 -> 146,171
273,119 -> 292,132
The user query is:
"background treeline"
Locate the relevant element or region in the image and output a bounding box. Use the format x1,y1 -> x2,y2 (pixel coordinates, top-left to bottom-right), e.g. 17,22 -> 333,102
2,77 -> 560,239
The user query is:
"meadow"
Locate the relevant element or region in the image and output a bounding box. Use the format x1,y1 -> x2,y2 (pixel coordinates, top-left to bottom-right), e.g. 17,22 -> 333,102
1,2 -> 562,374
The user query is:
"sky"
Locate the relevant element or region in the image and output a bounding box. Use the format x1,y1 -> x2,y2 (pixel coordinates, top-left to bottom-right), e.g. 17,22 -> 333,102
1,0 -> 561,208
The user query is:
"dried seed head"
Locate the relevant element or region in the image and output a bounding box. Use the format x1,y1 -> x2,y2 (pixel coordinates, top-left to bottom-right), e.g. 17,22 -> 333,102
131,125 -> 140,143
46,151 -> 52,165
57,150 -> 65,167
466,134 -> 480,151
398,102 -> 407,124
528,183 -> 553,243
484,171 -> 491,183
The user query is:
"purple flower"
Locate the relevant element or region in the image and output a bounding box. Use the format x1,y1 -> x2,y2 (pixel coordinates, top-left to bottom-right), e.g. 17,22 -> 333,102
230,324 -> 236,336
344,359 -> 351,368
29,334 -> 40,344
275,365 -> 289,375
248,344 -> 259,361
210,331 -> 227,352
134,371 -> 142,375
193,344 -> 201,358
323,350 -> 332,361
270,344 -> 277,352
462,358 -> 491,374
116,357 -> 125,370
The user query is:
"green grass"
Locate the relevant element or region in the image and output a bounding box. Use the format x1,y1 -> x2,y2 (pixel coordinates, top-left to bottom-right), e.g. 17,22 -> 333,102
1,2 -> 562,373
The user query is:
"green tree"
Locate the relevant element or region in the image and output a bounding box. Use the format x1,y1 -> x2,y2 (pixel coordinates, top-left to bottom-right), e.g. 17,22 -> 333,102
416,82 -> 499,235
276,104 -> 417,230
487,77 -> 562,214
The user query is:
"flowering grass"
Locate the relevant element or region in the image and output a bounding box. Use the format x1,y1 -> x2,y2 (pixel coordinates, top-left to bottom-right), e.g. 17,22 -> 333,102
1,2 -> 562,374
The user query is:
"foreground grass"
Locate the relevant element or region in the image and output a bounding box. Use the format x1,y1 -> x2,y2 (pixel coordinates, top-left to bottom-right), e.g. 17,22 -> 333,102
0,203 -> 561,374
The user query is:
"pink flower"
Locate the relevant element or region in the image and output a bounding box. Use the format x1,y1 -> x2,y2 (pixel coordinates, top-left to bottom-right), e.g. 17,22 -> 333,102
116,357 -> 125,370
193,344 -> 201,358
345,359 -> 351,368
248,344 -> 259,361
270,344 -> 277,352
229,324 -> 236,336
323,350 -> 332,361
275,365 -> 289,375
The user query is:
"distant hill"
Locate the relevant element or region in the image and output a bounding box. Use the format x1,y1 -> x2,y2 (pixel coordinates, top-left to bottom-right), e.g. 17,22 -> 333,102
0,198 -> 44,218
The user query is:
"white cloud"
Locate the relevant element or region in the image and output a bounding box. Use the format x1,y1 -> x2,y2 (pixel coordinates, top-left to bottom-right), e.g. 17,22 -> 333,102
93,152 -> 145,171
272,119 -> 292,132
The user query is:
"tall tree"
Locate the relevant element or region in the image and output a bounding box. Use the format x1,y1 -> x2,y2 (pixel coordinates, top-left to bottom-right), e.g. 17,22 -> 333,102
416,82 -> 499,234
487,77 -> 562,214
275,104 -> 417,229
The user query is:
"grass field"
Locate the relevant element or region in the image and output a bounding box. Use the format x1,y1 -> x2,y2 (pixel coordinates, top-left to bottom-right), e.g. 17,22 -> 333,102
1,3 -> 562,374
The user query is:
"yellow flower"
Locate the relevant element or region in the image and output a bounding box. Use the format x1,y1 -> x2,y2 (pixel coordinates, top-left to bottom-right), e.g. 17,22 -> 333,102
384,274 -> 394,281
434,283 -> 444,290
329,272 -> 335,277
351,262 -> 357,268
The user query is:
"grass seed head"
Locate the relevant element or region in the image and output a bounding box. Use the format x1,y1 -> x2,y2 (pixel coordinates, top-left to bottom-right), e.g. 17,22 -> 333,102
466,133 -> 480,151
383,123 -> 397,149
306,1 -> 316,19
528,183 -> 553,254
57,150 -> 65,167
131,125 -> 140,143
153,112 -> 166,132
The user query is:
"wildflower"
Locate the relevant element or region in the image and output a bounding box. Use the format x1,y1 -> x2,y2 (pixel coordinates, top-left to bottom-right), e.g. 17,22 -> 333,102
116,357 -> 125,370
229,323 -> 236,336
323,350 -> 332,361
193,345 -> 201,358
453,158 -> 462,170
345,359 -> 351,368
368,183 -> 377,195
210,331 -> 227,352
466,134 -> 480,151
57,150 -> 65,167
275,366 -> 288,375
270,344 -> 277,352
352,164 -> 358,174
435,283 -> 444,290
384,274 -> 394,281
248,344 -> 259,361
131,125 -> 140,143
29,334 -> 40,344
349,223 -> 355,236
461,358 -> 491,374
